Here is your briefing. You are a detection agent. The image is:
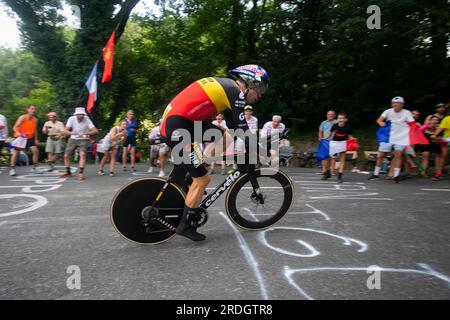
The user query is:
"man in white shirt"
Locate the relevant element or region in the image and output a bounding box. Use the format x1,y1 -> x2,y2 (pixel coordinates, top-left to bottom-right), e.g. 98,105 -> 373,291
0,113 -> 7,151
261,115 -> 286,137
369,96 -> 415,183
60,107 -> 98,181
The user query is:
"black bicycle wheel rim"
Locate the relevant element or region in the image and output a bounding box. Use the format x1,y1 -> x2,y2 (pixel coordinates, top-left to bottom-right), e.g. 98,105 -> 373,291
110,178 -> 185,245
225,169 -> 294,230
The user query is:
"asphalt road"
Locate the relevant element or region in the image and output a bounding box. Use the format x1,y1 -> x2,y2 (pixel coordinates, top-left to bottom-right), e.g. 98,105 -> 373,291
0,164 -> 449,300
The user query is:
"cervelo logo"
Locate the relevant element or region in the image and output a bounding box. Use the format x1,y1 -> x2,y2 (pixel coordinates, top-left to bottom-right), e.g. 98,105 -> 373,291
238,65 -> 266,77
205,171 -> 241,207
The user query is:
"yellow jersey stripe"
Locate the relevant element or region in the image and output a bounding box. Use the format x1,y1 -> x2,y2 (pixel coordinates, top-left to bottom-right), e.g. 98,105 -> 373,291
196,77 -> 231,112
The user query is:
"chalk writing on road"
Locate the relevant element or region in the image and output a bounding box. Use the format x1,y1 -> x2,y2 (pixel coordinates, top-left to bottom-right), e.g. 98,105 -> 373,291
295,180 -> 392,201
223,200 -> 450,299
0,166 -> 75,218
284,264 -> 450,300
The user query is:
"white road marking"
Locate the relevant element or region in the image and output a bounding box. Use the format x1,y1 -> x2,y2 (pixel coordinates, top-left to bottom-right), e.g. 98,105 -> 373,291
219,211 -> 269,300
0,185 -> 62,193
258,227 -> 368,258
304,204 -> 330,221
0,194 -> 48,218
243,204 -> 330,221
421,189 -> 450,192
5,215 -> 104,224
284,264 -> 450,300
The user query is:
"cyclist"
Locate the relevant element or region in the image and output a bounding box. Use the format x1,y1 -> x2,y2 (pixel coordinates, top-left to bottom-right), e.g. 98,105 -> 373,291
160,64 -> 269,241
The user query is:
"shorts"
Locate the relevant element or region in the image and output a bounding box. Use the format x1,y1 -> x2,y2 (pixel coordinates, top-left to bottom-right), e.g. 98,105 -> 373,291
65,138 -> 88,154
104,143 -> 119,153
150,144 -> 170,157
26,138 -> 36,148
124,136 -> 137,148
0,140 -> 5,151
162,115 -> 223,178
378,142 -> 407,153
45,138 -> 63,154
415,144 -> 442,154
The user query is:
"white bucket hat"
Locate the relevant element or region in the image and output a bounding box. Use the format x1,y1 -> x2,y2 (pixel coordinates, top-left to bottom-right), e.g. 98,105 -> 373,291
74,107 -> 87,116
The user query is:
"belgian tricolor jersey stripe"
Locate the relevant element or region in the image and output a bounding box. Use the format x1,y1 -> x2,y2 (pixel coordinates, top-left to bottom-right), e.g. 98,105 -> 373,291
161,77 -> 242,136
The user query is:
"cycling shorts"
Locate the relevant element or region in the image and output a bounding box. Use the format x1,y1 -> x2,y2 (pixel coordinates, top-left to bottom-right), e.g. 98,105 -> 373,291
161,115 -> 224,178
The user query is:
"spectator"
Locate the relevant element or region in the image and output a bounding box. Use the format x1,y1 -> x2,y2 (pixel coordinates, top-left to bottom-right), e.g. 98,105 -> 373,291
244,105 -> 258,133
368,96 -> 415,183
425,103 -> 448,125
10,105 -> 40,176
122,110 -> 139,172
0,113 -> 7,152
322,113 -> 355,183
60,107 -> 98,181
318,110 -> 337,179
261,115 -> 286,137
42,112 -> 65,172
417,116 -> 444,181
97,120 -> 128,177
148,122 -> 170,177
210,113 -> 228,175
412,110 -> 422,126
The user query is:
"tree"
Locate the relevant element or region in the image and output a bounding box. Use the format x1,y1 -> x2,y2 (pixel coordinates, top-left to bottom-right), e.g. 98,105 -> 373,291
1,0 -> 140,118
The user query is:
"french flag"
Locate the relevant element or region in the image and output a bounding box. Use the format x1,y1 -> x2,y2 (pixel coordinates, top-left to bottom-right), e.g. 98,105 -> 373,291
85,63 -> 98,113
317,139 -> 359,161
376,121 -> 429,145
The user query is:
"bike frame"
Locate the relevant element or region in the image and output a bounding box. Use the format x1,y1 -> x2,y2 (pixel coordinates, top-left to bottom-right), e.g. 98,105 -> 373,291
149,164 -> 260,215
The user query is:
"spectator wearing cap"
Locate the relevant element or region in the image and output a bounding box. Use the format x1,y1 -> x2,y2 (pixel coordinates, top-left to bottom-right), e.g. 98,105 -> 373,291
261,115 -> 286,137
244,106 -> 258,134
42,112 -> 65,172
425,103 -> 448,125
368,96 -> 415,183
427,102 -> 449,173
9,105 -> 40,176
318,110 -> 338,178
60,107 -> 98,181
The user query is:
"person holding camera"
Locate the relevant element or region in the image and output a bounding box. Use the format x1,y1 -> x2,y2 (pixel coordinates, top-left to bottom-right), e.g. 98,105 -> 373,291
97,120 -> 128,177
